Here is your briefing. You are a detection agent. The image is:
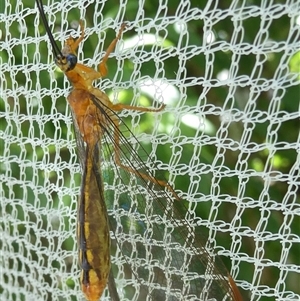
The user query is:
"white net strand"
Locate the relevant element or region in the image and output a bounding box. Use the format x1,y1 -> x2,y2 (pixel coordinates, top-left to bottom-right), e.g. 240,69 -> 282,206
1,0 -> 300,301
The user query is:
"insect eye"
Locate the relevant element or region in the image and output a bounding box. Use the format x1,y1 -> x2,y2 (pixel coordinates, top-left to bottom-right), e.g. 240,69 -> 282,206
66,54 -> 78,71
54,54 -> 77,72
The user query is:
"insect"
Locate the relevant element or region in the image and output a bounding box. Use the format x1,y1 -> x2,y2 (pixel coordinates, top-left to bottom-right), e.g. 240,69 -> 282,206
36,1 -> 244,300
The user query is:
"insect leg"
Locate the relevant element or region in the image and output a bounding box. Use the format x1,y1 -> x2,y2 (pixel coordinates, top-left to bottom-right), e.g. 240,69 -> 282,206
110,103 -> 180,200
98,23 -> 127,77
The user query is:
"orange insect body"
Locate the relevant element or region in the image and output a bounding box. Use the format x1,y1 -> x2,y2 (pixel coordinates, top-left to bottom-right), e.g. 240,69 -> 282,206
60,23 -> 126,301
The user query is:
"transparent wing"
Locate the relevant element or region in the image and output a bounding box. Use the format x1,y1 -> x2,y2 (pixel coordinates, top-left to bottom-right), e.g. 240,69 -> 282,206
85,94 -> 241,301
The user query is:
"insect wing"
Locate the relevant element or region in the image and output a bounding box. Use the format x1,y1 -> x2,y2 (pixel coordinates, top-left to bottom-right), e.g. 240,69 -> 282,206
89,94 -> 241,301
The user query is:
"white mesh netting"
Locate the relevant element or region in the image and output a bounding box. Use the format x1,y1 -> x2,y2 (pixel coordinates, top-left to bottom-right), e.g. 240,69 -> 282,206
1,0 -> 300,301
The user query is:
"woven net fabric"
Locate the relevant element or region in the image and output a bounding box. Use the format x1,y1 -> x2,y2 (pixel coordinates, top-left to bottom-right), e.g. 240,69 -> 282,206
1,0 -> 299,301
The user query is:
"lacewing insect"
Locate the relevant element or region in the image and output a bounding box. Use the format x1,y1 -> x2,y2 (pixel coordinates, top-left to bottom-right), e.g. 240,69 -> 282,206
35,1 -> 244,300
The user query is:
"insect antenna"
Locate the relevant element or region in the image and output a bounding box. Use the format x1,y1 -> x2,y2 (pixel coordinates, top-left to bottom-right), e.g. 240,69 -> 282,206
36,0 -> 63,60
